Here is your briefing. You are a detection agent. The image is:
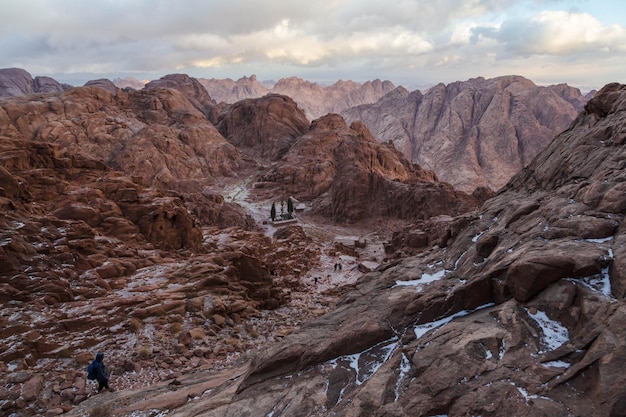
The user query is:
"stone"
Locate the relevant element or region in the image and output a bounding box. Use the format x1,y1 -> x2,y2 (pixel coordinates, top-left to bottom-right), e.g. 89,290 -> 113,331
21,374 -> 43,402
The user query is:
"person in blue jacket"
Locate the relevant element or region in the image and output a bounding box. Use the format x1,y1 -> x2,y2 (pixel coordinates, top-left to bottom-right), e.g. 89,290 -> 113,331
89,352 -> 114,393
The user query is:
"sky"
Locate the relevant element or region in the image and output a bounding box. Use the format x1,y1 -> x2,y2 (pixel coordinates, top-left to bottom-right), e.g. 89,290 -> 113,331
1,0 -> 624,91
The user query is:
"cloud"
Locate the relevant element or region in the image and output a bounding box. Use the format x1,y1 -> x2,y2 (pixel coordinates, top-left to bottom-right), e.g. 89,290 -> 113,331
481,11 -> 626,56
0,0 -> 624,88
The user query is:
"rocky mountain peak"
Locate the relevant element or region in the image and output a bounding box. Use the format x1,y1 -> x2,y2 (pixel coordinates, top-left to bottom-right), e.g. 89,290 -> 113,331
0,67 -> 67,98
217,93 -> 310,160
342,75 -> 587,193
145,73 -> 219,122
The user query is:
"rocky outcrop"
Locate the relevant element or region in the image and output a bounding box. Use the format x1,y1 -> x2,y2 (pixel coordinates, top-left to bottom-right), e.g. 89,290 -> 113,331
342,75 -> 587,193
272,77 -> 396,120
0,68 -> 68,98
0,82 -> 240,193
70,83 -> 626,417
256,113 -> 483,222
145,73 -> 221,123
217,94 -> 310,160
83,78 -> 118,95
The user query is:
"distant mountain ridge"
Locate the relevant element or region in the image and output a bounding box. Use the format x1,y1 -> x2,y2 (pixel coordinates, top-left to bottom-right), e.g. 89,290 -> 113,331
342,75 -> 592,192
198,74 -> 397,120
0,68 -> 71,98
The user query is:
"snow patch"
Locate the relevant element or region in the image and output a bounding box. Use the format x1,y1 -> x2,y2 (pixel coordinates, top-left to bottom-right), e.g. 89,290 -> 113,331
472,231 -> 484,242
394,352 -> 412,401
543,360 -> 570,368
328,337 -> 399,386
525,309 -> 569,353
584,236 -> 613,243
393,269 -> 446,290
414,303 -> 495,339
453,251 -> 466,270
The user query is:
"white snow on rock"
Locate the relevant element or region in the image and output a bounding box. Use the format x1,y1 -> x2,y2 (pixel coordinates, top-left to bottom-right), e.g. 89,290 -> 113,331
574,266 -> 614,298
525,309 -> 569,353
414,303 -> 494,339
394,352 -> 412,401
393,269 -> 447,290
328,337 -> 399,386
543,360 -> 570,368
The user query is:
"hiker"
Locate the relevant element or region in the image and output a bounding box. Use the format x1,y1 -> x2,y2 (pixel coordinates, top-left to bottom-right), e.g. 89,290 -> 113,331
88,352 -> 114,393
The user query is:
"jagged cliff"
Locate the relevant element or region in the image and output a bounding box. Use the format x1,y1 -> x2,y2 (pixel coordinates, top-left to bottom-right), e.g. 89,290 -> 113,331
342,75 -> 589,194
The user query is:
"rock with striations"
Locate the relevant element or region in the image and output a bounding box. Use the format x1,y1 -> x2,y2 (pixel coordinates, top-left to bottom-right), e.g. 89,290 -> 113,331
70,83 -> 626,417
0,68 -> 67,98
342,75 -> 587,193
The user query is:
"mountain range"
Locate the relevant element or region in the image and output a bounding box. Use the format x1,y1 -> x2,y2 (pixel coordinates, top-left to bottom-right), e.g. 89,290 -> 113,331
0,67 -> 623,417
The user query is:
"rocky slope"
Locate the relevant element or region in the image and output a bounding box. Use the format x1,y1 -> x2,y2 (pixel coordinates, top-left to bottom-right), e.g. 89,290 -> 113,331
0,85 -> 331,416
216,94 -> 310,160
0,72 -> 487,416
0,74 -> 240,196
63,83 -> 626,417
342,75 -> 589,193
0,68 -> 69,98
197,75 -> 396,120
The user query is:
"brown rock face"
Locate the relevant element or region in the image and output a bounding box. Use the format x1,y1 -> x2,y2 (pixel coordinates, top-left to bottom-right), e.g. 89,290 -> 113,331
109,83 -> 625,417
342,75 -> 586,193
258,113 -> 482,222
145,73 -> 221,123
217,94 -> 310,160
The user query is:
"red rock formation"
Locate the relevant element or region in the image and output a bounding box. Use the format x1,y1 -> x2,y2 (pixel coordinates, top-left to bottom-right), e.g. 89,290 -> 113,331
0,81 -> 334,416
217,94 -> 310,160
258,112 -> 482,222
342,75 -> 586,193
145,73 -> 221,123
0,82 -> 240,194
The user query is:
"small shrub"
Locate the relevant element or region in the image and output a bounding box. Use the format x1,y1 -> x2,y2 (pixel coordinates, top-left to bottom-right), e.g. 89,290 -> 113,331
90,405 -> 111,417
136,346 -> 152,360
129,318 -> 142,333
169,322 -> 182,334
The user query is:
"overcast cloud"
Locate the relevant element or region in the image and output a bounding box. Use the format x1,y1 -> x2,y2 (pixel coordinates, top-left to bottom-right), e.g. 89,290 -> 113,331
0,0 -> 624,90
